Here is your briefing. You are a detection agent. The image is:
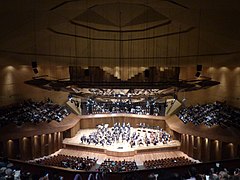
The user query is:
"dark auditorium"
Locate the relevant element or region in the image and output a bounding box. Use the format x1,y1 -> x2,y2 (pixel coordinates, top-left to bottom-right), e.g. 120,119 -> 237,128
0,1 -> 240,179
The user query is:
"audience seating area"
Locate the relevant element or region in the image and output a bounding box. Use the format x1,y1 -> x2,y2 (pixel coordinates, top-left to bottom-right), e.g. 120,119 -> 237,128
179,164 -> 240,180
33,154 -> 97,171
0,99 -> 70,127
178,101 -> 240,128
97,159 -> 138,173
198,166 -> 240,180
0,157 -> 20,180
144,157 -> 195,169
0,157 -> 64,180
1,156 -> 240,180
147,165 -> 240,180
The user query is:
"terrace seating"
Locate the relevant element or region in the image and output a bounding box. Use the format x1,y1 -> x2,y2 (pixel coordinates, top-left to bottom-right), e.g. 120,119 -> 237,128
178,101 -> 240,128
0,99 -> 70,127
144,157 -> 196,169
97,159 -> 138,173
33,154 -> 97,171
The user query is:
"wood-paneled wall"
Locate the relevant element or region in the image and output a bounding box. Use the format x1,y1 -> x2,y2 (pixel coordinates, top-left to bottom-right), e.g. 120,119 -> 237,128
1,113 -> 239,162
180,133 -> 239,162
80,115 -> 166,129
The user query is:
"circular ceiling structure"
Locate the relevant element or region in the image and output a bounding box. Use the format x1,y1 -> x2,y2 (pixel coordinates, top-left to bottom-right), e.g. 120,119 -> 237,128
71,2 -> 170,31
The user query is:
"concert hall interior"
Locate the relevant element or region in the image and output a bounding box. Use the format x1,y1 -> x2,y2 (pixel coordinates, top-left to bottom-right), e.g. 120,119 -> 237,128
0,0 -> 240,180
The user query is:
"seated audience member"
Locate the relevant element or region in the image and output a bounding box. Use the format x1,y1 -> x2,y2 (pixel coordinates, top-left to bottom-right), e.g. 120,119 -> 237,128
32,154 -> 97,171
97,159 -> 138,173
178,101 -> 240,128
0,99 -> 70,127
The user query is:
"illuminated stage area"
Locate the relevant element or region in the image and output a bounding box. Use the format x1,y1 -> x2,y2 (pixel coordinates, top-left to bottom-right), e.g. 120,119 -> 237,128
63,126 -> 181,157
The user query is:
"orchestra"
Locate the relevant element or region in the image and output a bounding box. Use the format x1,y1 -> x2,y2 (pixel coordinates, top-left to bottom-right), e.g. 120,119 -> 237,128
80,122 -> 171,148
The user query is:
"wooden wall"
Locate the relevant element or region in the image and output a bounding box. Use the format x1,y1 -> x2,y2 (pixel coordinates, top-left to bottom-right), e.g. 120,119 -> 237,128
0,113 -> 239,162
79,115 -> 166,129
2,132 -> 64,160
0,114 -> 166,160
180,133 -> 239,162
0,65 -> 239,108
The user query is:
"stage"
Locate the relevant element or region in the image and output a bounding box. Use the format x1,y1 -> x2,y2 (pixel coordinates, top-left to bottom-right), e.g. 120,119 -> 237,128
63,128 -> 181,157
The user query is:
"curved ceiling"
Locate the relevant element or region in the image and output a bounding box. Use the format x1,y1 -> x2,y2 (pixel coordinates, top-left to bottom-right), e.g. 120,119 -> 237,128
0,0 -> 240,66
72,2 -> 169,29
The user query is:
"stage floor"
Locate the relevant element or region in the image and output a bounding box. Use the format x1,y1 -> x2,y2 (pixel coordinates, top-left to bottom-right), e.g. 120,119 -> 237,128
30,128 -> 199,168
63,128 -> 181,157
